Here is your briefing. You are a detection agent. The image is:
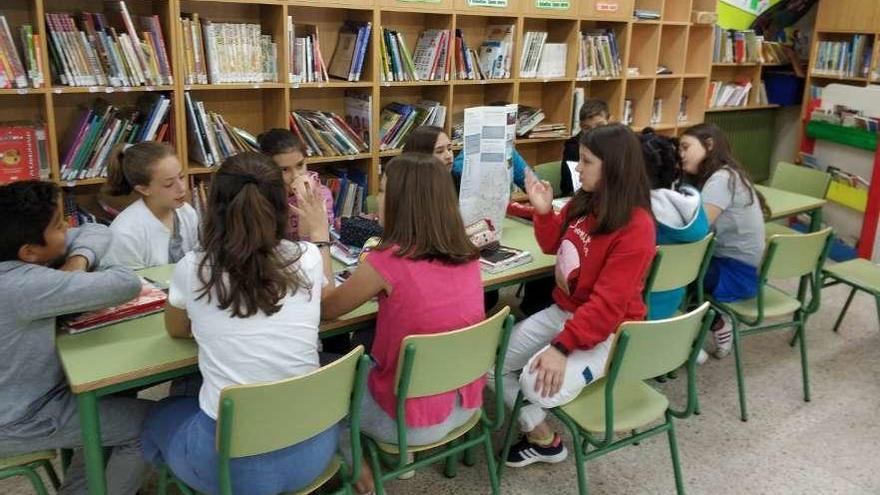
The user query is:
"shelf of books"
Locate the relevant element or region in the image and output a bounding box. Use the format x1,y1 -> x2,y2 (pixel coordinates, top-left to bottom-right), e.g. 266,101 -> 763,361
1,0 -> 716,200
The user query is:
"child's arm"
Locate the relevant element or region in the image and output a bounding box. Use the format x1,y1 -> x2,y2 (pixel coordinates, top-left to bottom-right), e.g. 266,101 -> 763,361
701,170 -> 734,225
16,265 -> 142,321
164,257 -> 193,338
321,260 -> 388,320
526,172 -> 565,253
64,223 -> 114,269
553,220 -> 655,352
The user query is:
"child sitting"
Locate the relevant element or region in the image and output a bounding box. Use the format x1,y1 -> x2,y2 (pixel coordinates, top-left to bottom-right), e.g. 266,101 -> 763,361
258,128 -> 334,241
104,142 -> 199,269
640,128 -> 709,321
680,123 -> 767,358
0,180 -> 149,494
140,152 -> 337,494
560,99 -> 610,196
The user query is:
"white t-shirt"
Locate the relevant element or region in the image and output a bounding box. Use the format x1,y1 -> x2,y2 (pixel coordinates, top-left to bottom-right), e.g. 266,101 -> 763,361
168,242 -> 324,419
106,199 -> 200,270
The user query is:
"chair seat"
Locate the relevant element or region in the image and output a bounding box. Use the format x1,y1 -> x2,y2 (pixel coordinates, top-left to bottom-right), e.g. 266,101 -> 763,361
287,456 -> 341,495
765,222 -> 800,238
824,258 -> 880,294
558,379 -> 669,434
373,410 -> 482,454
718,285 -> 803,320
0,450 -> 55,470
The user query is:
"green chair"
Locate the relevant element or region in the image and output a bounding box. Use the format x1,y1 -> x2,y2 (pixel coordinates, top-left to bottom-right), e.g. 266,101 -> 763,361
765,162 -> 831,237
0,450 -> 60,495
159,346 -> 370,495
500,303 -> 715,495
822,258 -> 880,333
362,307 -> 515,495
534,161 -> 562,198
643,234 -> 716,316
710,228 -> 833,422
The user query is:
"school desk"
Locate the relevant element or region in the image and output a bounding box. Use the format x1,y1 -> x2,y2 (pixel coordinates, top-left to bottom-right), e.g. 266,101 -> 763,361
55,216 -> 555,495
756,184 -> 827,232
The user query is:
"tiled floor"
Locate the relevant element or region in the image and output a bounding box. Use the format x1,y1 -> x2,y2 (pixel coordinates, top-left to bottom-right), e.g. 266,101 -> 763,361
4,281 -> 879,494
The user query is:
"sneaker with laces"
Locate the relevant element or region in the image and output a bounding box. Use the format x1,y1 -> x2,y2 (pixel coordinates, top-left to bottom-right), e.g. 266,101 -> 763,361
505,433 -> 568,468
712,315 -> 732,359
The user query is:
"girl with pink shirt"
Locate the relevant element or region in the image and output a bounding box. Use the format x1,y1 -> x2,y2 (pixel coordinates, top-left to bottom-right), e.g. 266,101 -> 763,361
258,128 -> 334,241
295,152 -> 485,494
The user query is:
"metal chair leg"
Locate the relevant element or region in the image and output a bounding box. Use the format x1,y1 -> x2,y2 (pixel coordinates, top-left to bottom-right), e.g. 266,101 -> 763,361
832,287 -> 858,333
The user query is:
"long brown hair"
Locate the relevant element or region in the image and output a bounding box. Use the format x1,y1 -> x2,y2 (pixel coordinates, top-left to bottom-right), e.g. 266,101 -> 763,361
564,124 -> 651,235
104,141 -> 176,196
197,152 -> 310,318
402,126 -> 444,154
378,152 -> 479,264
682,123 -> 768,216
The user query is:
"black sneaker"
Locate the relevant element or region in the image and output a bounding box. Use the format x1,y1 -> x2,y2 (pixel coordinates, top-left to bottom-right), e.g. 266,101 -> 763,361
505,433 -> 568,467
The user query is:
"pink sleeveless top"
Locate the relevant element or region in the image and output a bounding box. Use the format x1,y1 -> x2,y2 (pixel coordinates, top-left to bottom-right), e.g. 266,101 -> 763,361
365,247 -> 486,427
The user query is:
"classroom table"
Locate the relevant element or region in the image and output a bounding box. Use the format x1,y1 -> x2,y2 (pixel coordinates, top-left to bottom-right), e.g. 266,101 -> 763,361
56,217 -> 555,495
755,184 -> 827,232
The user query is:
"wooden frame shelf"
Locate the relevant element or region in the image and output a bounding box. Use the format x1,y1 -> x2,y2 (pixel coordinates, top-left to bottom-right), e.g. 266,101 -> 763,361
2,0 -> 717,194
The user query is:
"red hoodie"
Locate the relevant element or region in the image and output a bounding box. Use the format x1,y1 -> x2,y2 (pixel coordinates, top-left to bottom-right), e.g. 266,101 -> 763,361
533,205 -> 656,351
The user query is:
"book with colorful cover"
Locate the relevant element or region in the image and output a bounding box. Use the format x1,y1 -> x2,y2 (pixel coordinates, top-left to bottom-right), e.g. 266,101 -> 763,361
63,278 -> 167,334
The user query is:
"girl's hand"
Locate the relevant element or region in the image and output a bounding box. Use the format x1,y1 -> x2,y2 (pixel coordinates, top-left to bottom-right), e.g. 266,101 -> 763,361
530,346 -> 567,398
292,178 -> 330,242
525,172 -> 554,215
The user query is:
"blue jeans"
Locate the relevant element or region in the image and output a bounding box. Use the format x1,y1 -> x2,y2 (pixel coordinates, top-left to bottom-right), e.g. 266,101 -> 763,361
142,396 -> 338,495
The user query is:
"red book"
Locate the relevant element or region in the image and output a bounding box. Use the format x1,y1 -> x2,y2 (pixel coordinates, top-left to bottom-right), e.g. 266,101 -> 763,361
0,125 -> 39,184
63,278 -> 167,334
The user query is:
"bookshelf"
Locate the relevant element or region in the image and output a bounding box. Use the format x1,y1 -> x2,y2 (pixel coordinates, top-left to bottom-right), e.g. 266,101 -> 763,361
2,0 -> 716,198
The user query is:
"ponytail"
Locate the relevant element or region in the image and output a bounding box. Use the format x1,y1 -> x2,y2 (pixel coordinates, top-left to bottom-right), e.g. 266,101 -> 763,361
103,142 -> 175,196
196,152 -> 309,318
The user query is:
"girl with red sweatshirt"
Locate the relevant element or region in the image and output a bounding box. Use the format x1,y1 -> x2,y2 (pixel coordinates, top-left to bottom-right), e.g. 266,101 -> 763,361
497,124 -> 657,467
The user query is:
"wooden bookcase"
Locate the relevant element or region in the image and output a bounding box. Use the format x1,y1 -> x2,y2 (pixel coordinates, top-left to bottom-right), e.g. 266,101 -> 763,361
3,0 -> 716,196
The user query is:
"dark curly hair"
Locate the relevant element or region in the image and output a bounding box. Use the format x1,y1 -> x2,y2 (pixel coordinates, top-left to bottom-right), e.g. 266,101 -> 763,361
640,128 -> 681,189
0,180 -> 60,261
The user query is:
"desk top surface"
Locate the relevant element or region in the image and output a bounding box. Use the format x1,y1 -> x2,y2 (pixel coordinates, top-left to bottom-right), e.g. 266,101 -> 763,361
755,185 -> 827,220
57,217 -> 554,393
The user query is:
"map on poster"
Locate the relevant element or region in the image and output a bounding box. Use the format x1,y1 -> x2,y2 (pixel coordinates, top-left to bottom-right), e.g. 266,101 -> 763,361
720,0 -> 771,15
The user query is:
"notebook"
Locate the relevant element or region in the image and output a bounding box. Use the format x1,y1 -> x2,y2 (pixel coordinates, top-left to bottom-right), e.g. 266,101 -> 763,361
63,278 -> 167,334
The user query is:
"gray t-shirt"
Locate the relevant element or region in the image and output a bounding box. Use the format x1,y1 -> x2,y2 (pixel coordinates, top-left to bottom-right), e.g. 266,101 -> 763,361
702,168 -> 765,267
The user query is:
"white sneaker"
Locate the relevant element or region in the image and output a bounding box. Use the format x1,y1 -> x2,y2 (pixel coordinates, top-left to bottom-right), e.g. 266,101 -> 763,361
697,348 -> 709,365
712,315 -> 733,359
397,453 -> 416,480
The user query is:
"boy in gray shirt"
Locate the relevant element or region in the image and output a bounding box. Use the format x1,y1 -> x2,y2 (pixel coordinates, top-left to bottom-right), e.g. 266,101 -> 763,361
0,180 -> 150,494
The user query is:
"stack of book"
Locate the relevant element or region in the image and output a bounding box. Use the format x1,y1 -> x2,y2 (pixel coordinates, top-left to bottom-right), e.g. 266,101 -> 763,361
289,109 -> 369,157
60,95 -> 172,180
713,27 -> 762,64
343,91 -> 372,149
63,278 -> 167,334
454,29 -> 481,80
288,19 -> 328,83
0,18 -> 43,88
0,122 -> 50,184
651,98 -> 662,125
519,32 -> 548,78
536,44 -> 567,78
184,92 -> 258,168
378,100 -> 446,150
707,80 -> 752,108
762,41 -> 789,65
528,123 -> 567,139
46,3 -> 172,87
634,9 -> 661,20
516,106 -> 545,136
180,16 -> 277,84
324,167 -> 367,219
678,96 -> 689,123
577,29 -> 622,78
327,21 -> 371,82
571,87 -> 584,135
380,28 -> 450,82
475,24 -> 515,80
813,35 -> 873,78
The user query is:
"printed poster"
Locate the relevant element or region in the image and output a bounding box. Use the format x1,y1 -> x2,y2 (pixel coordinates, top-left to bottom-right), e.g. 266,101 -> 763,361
536,0 -> 570,9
